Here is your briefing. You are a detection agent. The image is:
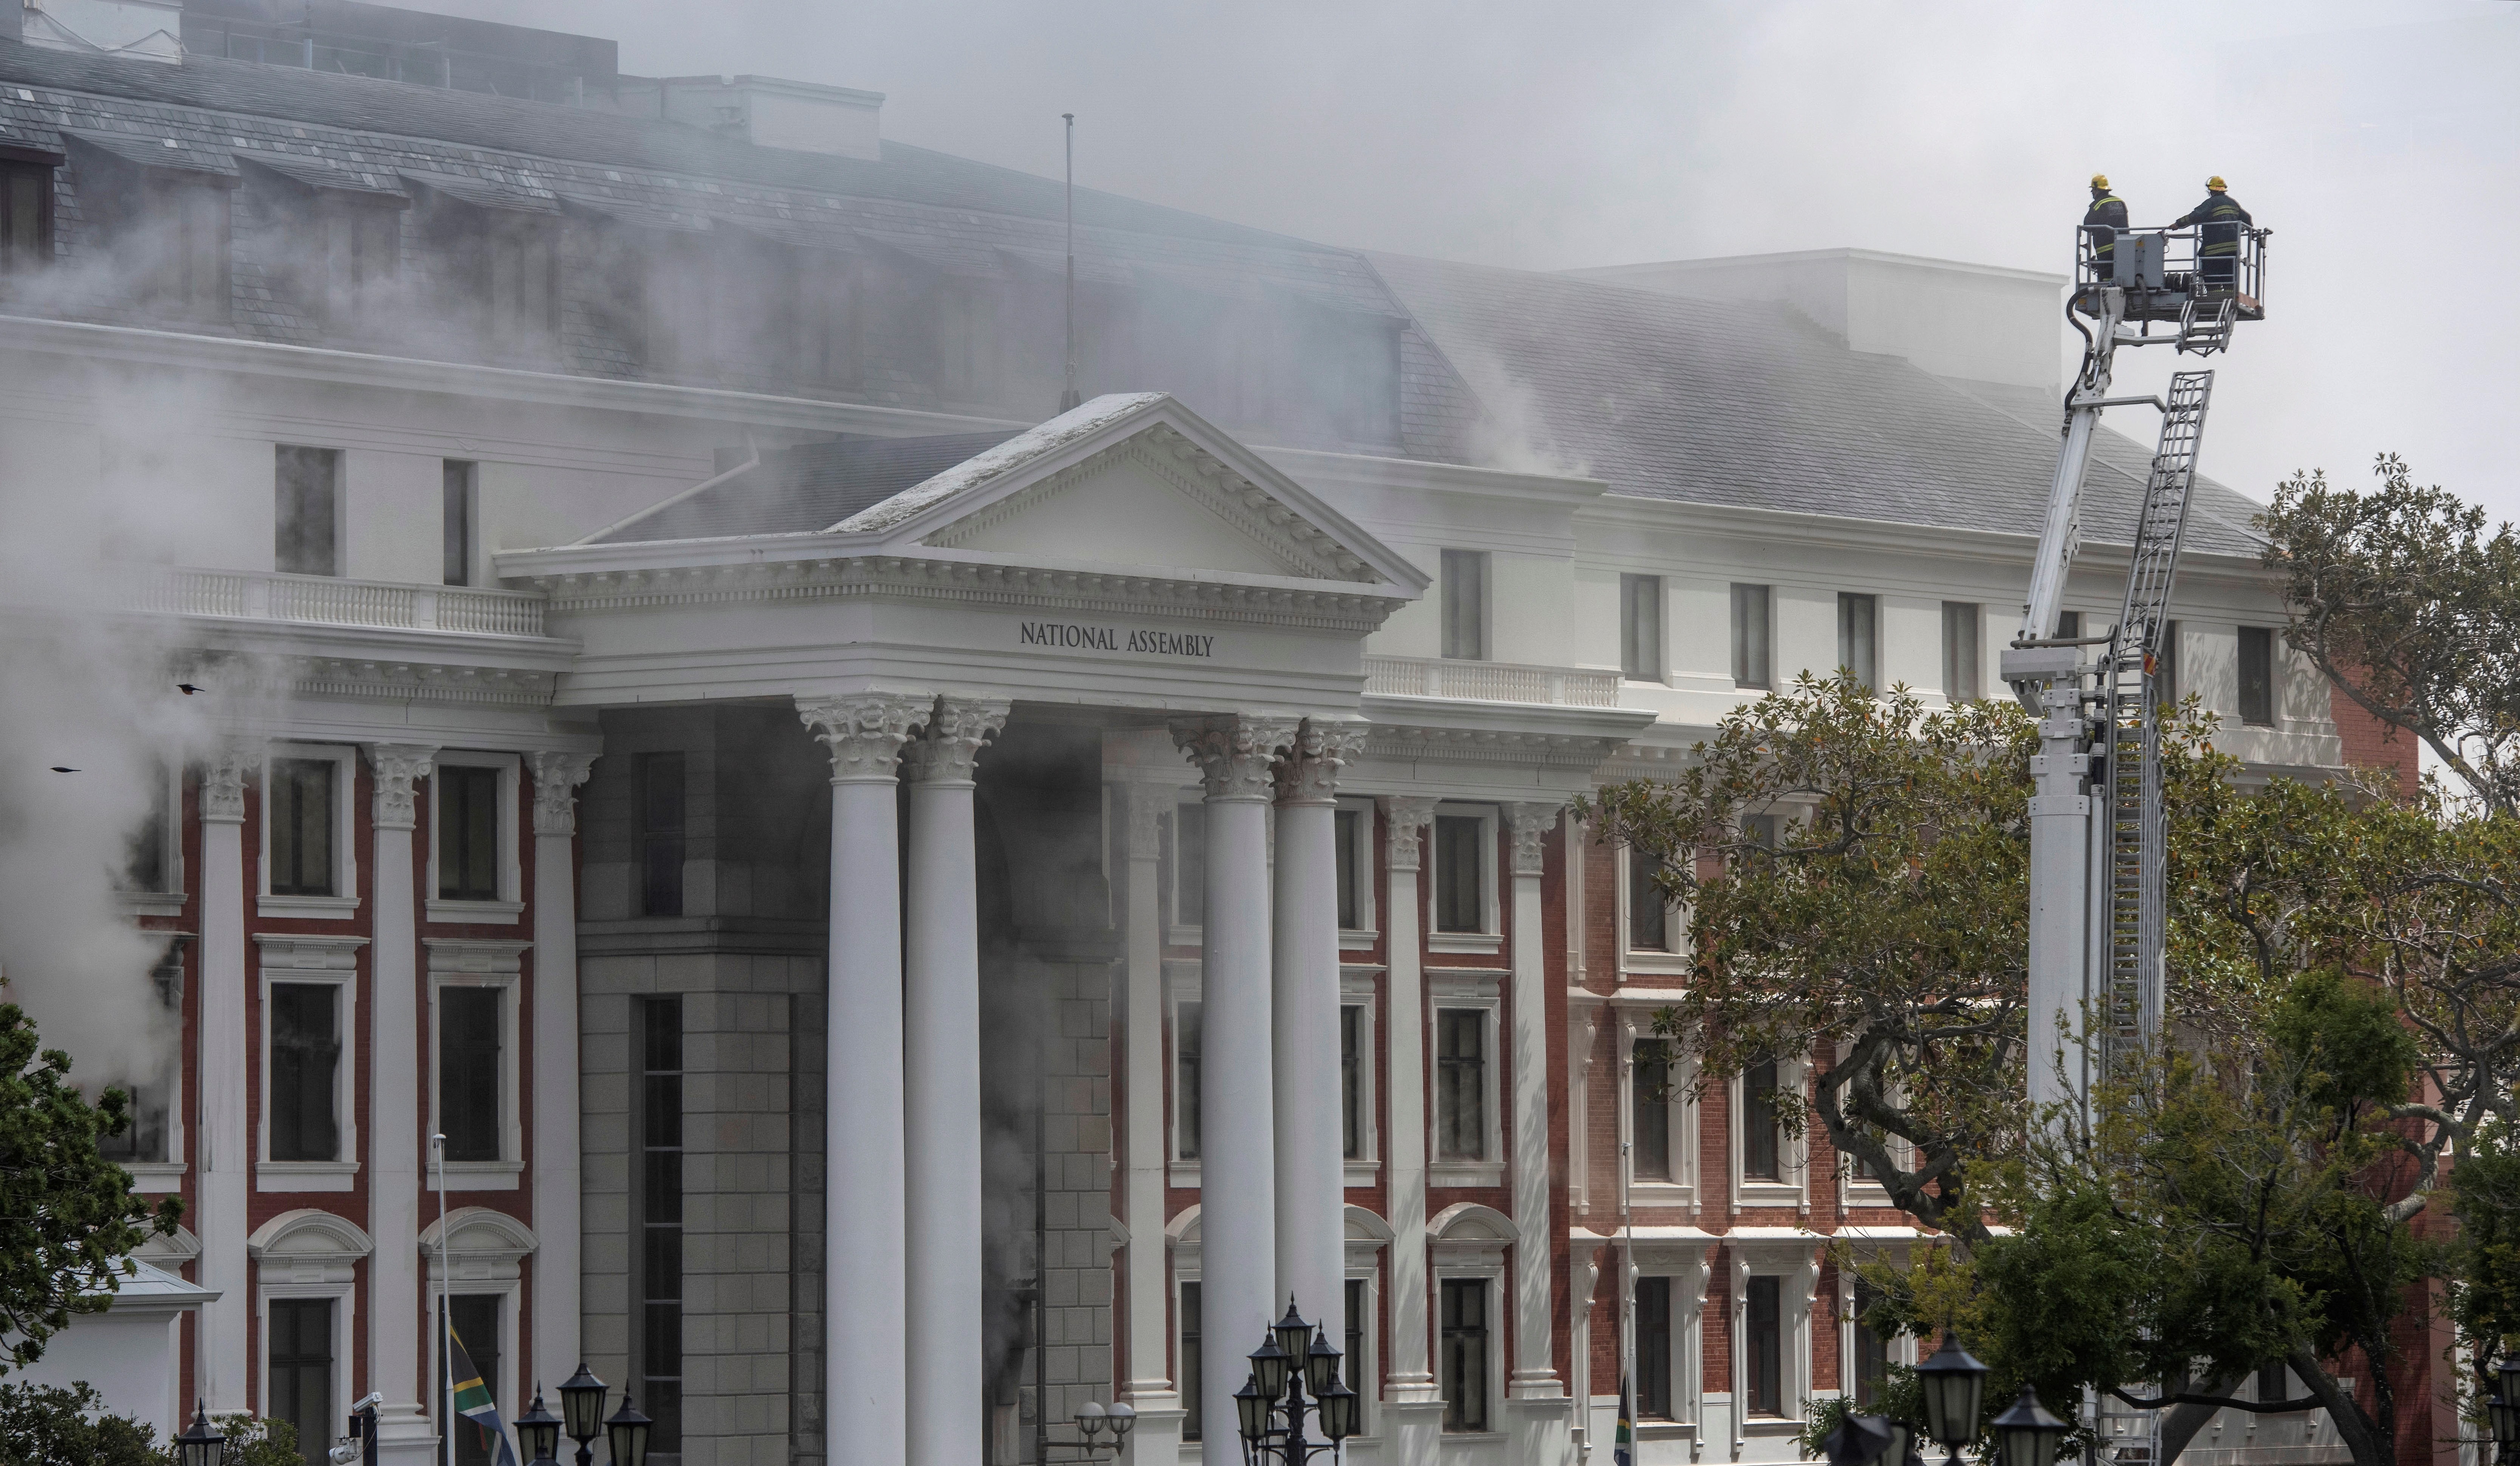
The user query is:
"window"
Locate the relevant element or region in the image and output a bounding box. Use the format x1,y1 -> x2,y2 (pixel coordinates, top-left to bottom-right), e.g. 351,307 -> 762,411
438,1293 -> 502,1466
1742,1059 -> 1782,1181
2256,1360 -> 2294,1410
1440,550 -> 1488,661
1175,1000 -> 1203,1161
275,446 -> 341,577
443,460 -> 476,587
0,159 -> 52,276
268,757 -> 337,897
637,753 -> 687,918
1838,592 -> 1879,688
149,181 -> 233,319
1436,1009 -> 1486,1163
2055,610 -> 2083,641
1627,847 -> 1668,952
1851,1278 -> 1888,1409
1341,1003 -> 1364,1161
1942,602 -> 1981,701
269,1297 -> 333,1466
1741,813 -> 1779,850
438,986 -> 502,1163
1636,1276 -> 1673,1419
1621,573 -> 1664,683
437,765 -> 500,902
2239,626 -> 2276,726
1344,1277 -> 1370,1397
2157,621 -> 2181,709
1432,814 -> 1487,935
1745,1275 -> 1783,1416
1334,806 -> 1363,930
1169,800 -> 1206,929
934,279 -> 1003,401
317,203 -> 400,331
638,997 -> 685,1457
119,762 -> 177,894
486,221 -> 558,355
1440,1278 -> 1489,1432
1179,1282 -> 1203,1443
793,248 -> 862,387
270,984 -> 341,1161
1633,1037 -> 1672,1182
1732,584 -> 1773,690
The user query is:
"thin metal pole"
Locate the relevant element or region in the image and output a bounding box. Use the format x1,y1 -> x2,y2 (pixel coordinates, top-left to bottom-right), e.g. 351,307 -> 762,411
1059,112 -> 1080,413
435,1132 -> 451,1466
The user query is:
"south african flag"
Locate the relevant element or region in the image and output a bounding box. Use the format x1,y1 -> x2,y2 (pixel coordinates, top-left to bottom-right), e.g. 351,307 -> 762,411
448,1329 -> 520,1466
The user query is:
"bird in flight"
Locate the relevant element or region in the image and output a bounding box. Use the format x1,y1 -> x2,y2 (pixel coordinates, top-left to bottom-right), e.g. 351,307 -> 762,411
49,766 -> 79,773
176,683 -> 204,695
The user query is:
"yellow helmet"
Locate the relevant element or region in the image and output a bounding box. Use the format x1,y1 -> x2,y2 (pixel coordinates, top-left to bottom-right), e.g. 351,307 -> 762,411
2091,173 -> 2110,188
2207,175 -> 2227,190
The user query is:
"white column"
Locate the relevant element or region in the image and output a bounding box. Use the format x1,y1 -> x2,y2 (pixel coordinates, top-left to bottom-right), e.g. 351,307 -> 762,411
1376,796 -> 1442,1466
1172,715 -> 1293,1466
364,743 -> 438,1464
1271,720 -> 1361,1336
798,694 -> 924,1466
527,750 -> 594,1394
1116,782 -> 1185,1455
1503,803 -> 1570,1447
195,738 -> 255,1413
901,697 -> 1007,1466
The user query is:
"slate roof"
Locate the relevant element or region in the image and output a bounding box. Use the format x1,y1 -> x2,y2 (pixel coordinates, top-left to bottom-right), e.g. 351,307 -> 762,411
598,430 -> 1023,544
1366,252 -> 2271,556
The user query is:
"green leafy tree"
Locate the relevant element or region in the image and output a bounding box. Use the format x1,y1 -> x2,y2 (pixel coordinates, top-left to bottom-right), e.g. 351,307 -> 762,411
202,1412 -> 306,1466
0,1381 -> 164,1466
0,1002 -> 183,1372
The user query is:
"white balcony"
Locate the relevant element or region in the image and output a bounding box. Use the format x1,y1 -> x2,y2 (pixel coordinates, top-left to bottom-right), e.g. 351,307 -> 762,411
128,567 -> 547,639
1364,654 -> 1621,707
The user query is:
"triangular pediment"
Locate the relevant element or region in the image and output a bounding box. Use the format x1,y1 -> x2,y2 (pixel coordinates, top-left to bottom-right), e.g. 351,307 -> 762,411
832,393 -> 1425,591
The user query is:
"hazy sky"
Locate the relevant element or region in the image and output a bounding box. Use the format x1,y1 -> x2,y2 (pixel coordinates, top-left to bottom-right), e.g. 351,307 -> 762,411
429,0 -> 2517,523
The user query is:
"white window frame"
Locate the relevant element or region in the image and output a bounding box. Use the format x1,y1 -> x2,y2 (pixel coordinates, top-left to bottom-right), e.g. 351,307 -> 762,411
1729,1235 -> 1820,1440
1343,1204 -> 1394,1440
1729,1055 -> 1810,1214
1341,966 -> 1381,1186
259,743 -> 361,919
1628,1234 -> 1713,1437
1428,1202 -> 1515,1443
116,760 -> 188,917
1617,844 -> 1690,974
1620,1008 -> 1698,1211
426,939 -> 529,1189
1168,1207 -> 1206,1449
248,1209 -> 372,1438
1836,1233 -> 1919,1413
256,935 -> 369,1192
1335,796 -> 1379,952
1427,803 -> 1501,954
426,751 -> 524,925
1428,970 -> 1505,1187
420,1205 -> 539,1443
1835,1049 -> 1910,1212
1168,960 -> 1203,1186
114,936 -> 191,1192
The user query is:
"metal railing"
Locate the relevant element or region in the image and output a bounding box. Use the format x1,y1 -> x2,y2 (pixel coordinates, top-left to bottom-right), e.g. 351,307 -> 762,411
1363,654 -> 1621,707
127,567 -> 547,638
2076,221 -> 2270,306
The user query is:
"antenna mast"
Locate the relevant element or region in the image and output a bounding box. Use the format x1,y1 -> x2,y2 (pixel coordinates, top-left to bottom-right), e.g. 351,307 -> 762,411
1059,112 -> 1081,413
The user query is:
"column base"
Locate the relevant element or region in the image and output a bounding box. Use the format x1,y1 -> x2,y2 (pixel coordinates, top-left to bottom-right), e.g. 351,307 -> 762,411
1383,1372 -> 1442,1406
1511,1369 -> 1569,1400
1119,1404 -> 1186,1466
1506,1394 -> 1575,1466
368,1405 -> 439,1466
1381,1398 -> 1445,1466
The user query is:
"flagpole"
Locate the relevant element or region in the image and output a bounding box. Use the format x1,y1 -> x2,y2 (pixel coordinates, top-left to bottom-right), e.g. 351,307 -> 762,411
436,1132 -> 451,1466
1621,1050 -> 1638,1466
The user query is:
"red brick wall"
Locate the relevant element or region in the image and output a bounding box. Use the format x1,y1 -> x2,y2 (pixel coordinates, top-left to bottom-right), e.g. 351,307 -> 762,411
2329,683 -> 2421,799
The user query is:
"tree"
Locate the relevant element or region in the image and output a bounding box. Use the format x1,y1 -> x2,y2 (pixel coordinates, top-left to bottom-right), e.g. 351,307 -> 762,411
2258,454 -> 2520,816
0,1002 -> 182,1373
0,1381 -> 164,1466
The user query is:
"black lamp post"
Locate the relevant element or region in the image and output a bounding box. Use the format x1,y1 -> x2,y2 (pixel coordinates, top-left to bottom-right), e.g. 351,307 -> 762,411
516,1386 -> 563,1465
2490,1353 -> 2520,1465
1991,1387 -> 2068,1466
175,1402 -> 226,1466
1233,1297 -> 1360,1464
605,1396 -> 654,1466
1915,1335 -> 1991,1466
558,1364 -> 608,1466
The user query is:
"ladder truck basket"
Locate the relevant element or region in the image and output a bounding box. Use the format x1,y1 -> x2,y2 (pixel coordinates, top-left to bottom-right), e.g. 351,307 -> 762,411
2075,224 -> 2268,325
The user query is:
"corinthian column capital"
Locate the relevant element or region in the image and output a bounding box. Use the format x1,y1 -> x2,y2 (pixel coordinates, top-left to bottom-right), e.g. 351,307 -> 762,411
201,737 -> 260,824
1170,715 -> 1297,804
1270,718 -> 1369,807
1503,800 -> 1563,877
900,696 -> 1010,786
798,693 -> 929,784
1378,795 -> 1436,873
363,744 -> 438,831
527,750 -> 597,837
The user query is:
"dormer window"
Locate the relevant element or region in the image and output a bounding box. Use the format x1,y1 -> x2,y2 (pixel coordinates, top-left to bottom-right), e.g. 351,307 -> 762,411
242,157 -> 407,337
0,150 -> 57,278
408,173 -> 561,361
65,133 -> 237,324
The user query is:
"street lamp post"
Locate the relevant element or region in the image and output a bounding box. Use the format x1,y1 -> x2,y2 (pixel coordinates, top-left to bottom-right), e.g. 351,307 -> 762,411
2489,1352 -> 2520,1466
1045,1400 -> 1138,1459
1233,1298 -> 1361,1465
1915,1334 -> 1992,1466
516,1387 -> 563,1465
1991,1387 -> 2068,1466
553,1365 -> 649,1466
175,1402 -> 227,1466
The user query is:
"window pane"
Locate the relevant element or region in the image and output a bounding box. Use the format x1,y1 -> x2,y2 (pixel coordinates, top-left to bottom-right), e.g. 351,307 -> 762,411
641,996 -> 685,1455
1627,848 -> 1667,952
1636,1276 -> 1673,1419
1853,1278 -> 1888,1408
1743,1060 -> 1781,1180
1433,816 -> 1484,934
1747,1276 -> 1782,1416
1942,601 -> 1982,701
1341,1003 -> 1362,1161
1440,550 -> 1487,661
271,983 -> 341,1161
443,460 -> 476,587
2158,621 -> 2181,709
1334,807 -> 1361,930
1180,1282 -> 1203,1442
2239,626 -> 2275,726
274,446 -> 340,576
638,752 -> 686,917
438,986 -> 502,1162
1838,592 -> 1878,689
1440,1279 -> 1488,1432
440,1294 -> 501,1466
269,758 -> 336,897
1622,573 -> 1663,683
1172,802 -> 1206,927
438,765 -> 501,901
1731,584 -> 1772,689
1436,1010 -> 1485,1162
1176,1001 -> 1202,1160
269,1297 -> 333,1466
120,765 -> 172,892
1632,1038 -> 1671,1181
1345,1277 -> 1367,1396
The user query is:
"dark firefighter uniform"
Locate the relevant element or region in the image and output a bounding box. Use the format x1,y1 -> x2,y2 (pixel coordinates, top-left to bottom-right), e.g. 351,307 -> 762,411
2174,178 -> 2252,287
2082,174 -> 2128,279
